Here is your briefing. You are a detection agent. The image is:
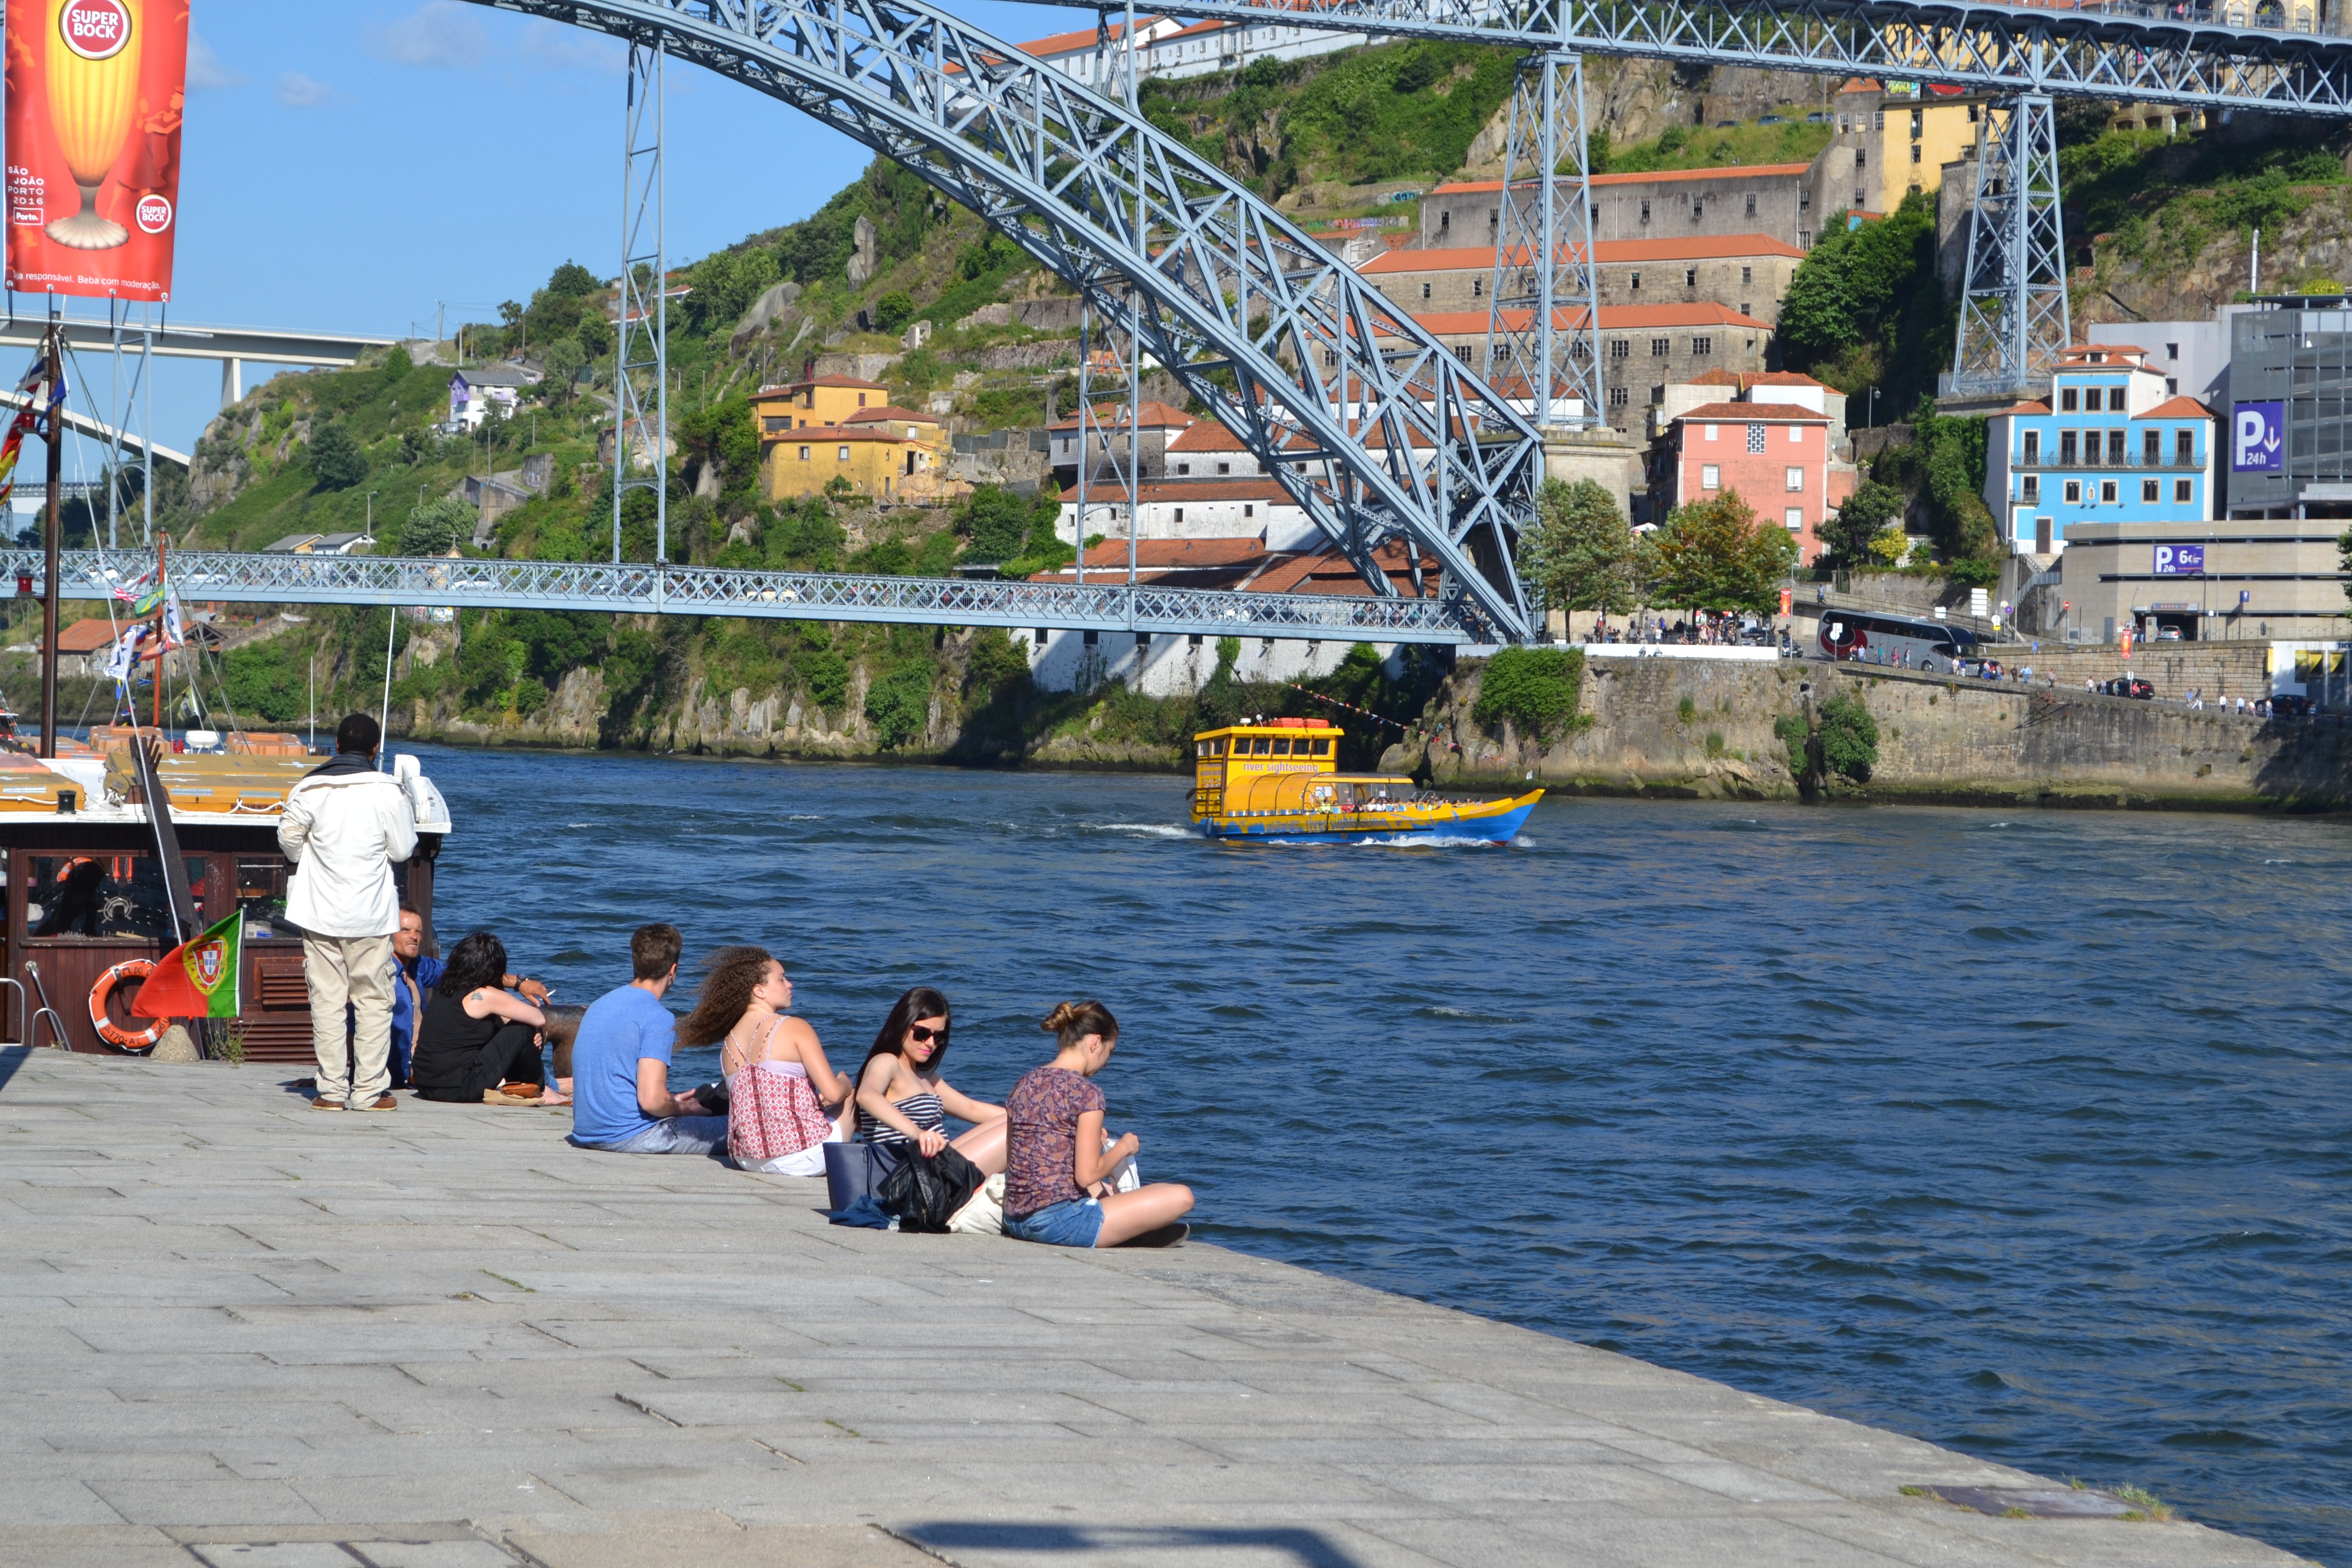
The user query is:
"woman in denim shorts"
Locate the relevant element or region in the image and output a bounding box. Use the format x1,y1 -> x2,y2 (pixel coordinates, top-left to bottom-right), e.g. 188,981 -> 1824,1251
1000,1000 -> 1193,1248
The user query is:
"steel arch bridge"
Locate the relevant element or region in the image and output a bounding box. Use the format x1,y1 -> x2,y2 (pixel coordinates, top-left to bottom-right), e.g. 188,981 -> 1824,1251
466,0 -> 1545,643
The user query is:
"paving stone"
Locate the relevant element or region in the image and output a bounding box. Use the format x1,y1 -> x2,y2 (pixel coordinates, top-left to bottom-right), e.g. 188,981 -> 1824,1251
0,1051 -> 2308,1568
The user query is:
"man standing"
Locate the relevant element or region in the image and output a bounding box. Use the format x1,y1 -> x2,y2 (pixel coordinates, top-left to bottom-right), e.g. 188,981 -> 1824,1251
280,714 -> 415,1112
386,908 -> 549,1088
567,923 -> 724,1154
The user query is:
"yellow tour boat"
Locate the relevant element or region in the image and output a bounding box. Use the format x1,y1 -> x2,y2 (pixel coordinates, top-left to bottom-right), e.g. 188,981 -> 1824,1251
1188,718 -> 1542,844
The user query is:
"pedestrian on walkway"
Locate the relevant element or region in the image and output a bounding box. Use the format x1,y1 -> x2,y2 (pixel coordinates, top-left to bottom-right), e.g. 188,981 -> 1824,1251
279,714 -> 418,1112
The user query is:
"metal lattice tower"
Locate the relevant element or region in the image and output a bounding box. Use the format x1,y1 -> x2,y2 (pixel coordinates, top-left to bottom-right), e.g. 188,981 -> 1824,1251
1946,96 -> 2070,400
1487,52 -> 1604,429
612,39 -> 667,567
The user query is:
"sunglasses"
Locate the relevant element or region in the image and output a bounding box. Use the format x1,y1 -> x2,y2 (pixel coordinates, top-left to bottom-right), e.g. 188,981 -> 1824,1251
908,1023 -> 949,1044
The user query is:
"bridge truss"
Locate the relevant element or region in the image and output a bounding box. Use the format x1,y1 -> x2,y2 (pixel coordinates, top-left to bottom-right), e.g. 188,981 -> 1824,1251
477,0 -> 1544,642
3,550 -> 1471,643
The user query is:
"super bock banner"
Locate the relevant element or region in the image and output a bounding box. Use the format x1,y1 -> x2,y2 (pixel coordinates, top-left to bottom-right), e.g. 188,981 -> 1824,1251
4,0 -> 191,301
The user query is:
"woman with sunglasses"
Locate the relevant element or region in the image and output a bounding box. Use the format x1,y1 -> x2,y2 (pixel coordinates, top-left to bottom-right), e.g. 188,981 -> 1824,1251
854,986 -> 1008,1174
675,946 -> 856,1177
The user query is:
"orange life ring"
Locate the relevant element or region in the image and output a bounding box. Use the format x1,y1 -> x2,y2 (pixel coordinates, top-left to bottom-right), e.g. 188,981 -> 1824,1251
90,961 -> 163,1051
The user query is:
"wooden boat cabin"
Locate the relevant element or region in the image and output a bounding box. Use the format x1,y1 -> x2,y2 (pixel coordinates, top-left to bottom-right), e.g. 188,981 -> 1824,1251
0,733 -> 452,1060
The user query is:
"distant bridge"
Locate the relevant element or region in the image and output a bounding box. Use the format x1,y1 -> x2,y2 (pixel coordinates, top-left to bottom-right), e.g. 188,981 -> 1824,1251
0,319 -> 400,409
4,550 -> 1474,644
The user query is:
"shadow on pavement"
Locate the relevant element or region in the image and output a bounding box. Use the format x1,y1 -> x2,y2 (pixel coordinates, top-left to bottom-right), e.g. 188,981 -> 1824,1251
900,1523 -> 1368,1567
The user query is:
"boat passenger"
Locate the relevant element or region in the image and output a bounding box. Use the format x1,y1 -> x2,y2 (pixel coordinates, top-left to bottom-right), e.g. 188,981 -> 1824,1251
411,930 -> 548,1107
566,923 -> 726,1156
854,986 -> 1009,1176
674,945 -> 855,1178
1001,1000 -> 1193,1248
384,908 -> 549,1090
280,714 -> 416,1114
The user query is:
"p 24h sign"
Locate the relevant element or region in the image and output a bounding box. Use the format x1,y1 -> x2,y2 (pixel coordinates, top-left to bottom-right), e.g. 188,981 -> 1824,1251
2154,543 -> 2206,575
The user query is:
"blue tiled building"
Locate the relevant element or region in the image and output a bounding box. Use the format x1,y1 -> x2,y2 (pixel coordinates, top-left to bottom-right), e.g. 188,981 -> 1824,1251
1983,344 -> 2216,555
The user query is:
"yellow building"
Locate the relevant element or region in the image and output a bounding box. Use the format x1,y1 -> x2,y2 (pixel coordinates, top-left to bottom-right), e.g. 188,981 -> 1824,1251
1811,79 -> 1988,216
762,423 -> 961,504
752,374 -> 891,433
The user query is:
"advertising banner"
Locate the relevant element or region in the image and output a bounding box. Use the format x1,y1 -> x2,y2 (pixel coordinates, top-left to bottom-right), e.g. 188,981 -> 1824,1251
2154,543 -> 2206,575
4,0 -> 188,301
2232,401 -> 2285,473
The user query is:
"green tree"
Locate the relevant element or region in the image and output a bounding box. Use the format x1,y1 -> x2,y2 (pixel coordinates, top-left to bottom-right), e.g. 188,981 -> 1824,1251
959,484 -> 1052,563
1472,646 -> 1586,741
1520,476 -> 1639,615
539,337 -> 585,403
546,260 -> 600,298
1817,690 -> 1879,781
401,495 -> 476,555
309,421 -> 366,492
1817,478 -> 1906,567
872,290 -> 916,334
382,342 -> 413,380
1650,489 -> 1799,614
865,660 -> 933,748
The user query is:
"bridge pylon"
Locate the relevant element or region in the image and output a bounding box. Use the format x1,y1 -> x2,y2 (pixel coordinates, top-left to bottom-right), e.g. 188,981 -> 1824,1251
613,38 -> 668,568
1943,94 -> 2070,407
1487,51 -> 1605,432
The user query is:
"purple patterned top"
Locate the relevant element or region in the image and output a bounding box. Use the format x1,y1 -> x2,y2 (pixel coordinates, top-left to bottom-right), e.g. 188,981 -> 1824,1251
1003,1065 -> 1106,1220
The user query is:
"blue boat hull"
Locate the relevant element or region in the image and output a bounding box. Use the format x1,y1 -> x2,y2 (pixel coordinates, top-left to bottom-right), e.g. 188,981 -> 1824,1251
1199,795 -> 1539,846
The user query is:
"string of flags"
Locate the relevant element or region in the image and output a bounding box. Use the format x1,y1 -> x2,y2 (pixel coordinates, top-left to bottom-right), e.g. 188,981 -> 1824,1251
0,351 -> 65,511
1282,682 -> 1462,753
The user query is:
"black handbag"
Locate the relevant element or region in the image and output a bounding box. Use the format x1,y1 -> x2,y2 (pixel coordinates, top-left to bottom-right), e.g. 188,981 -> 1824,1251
877,1146 -> 985,1233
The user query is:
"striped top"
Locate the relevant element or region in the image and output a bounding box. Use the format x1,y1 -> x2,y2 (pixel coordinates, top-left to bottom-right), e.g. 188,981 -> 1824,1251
858,1090 -> 945,1147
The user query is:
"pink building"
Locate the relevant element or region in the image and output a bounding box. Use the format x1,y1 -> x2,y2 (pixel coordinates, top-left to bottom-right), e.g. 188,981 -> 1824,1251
1662,390 -> 1856,564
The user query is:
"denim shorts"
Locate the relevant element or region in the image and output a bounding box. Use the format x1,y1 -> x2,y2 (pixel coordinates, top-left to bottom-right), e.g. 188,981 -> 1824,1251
1004,1197 -> 1103,1248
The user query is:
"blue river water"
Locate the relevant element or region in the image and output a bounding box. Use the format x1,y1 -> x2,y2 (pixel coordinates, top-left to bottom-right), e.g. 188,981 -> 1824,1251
414,744 -> 2352,1562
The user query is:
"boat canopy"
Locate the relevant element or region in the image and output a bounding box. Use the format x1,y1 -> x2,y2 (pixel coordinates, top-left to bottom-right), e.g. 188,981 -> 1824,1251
1222,771 -> 1417,815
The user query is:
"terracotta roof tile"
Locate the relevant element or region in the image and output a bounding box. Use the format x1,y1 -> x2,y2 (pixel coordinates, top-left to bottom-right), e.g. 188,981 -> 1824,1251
2142,395 -> 2217,419
1671,400 -> 1827,423
1431,163 -> 1812,195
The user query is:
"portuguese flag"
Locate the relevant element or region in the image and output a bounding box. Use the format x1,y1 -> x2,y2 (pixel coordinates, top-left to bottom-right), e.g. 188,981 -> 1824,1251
131,911 -> 244,1019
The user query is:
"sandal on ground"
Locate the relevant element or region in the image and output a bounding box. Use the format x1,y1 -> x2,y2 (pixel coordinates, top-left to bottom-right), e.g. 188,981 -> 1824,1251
481,1087 -> 538,1106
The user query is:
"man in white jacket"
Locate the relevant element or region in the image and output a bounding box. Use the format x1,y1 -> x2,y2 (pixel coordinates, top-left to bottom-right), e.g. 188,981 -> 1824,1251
279,714 -> 418,1111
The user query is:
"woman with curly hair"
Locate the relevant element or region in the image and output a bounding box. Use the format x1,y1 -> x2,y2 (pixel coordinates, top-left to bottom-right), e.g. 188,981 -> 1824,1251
854,985 -> 1008,1174
675,945 -> 854,1176
411,930 -> 548,1106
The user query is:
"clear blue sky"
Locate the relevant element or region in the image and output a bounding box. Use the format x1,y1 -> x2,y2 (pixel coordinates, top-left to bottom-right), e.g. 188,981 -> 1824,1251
29,0 -> 1081,478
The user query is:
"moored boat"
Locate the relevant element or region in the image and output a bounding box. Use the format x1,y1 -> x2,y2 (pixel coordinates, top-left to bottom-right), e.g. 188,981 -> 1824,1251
1188,718 -> 1541,844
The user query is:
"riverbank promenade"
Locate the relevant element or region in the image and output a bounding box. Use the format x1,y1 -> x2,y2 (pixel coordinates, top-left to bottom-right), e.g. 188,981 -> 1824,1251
0,1048 -> 2308,1568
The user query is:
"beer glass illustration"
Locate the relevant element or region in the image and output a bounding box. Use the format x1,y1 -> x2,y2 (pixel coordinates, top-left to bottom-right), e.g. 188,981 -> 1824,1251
43,0 -> 142,251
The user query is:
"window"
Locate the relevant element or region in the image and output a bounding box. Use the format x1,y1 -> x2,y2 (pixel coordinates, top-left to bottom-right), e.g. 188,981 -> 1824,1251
1472,279 -> 1483,298
1639,199 -> 1651,224
798,445 -> 811,461
2021,474 -> 2039,501
1853,187 -> 1866,208
1630,271 -> 1641,291
2166,341 -> 2180,361
2101,479 -> 2118,503
1747,424 -> 1768,453
2035,515 -> 2051,551
1855,148 -> 1867,167
1785,506 -> 1804,530
28,854 -> 202,941
763,415 -> 788,432
2059,430 -> 2077,465
1650,337 -> 1670,357
1910,107 -> 1923,136
1790,423 -> 1804,444
1609,339 -> 1629,359
2176,429 -> 2194,465
1173,507 -> 1185,523
1420,282 -> 1431,300
838,446 -> 850,461
1799,230 -> 1812,248
1684,268 -> 1697,287
2107,430 -> 2126,465
2176,478 -> 2193,503
1741,265 -> 1752,286
2060,386 -> 2078,412
1216,461 -> 1230,475
1440,210 -> 1450,232
1488,207 -> 1498,228
1244,504 -> 1255,518
1324,350 -> 1337,366
1704,423 -> 1718,441
1177,462 -> 1191,475
1740,302 -> 1751,317
1650,384 -> 1665,404
1875,110 -> 1884,129
1692,335 -> 1712,356
2023,430 -> 2041,464
1608,384 -> 1628,406
1785,465 -> 1805,492
2166,378 -> 2178,396
1690,200 -> 1703,222
1701,463 -> 1721,489
2064,479 -> 2081,503
1745,194 -> 1757,217
1910,144 -> 1922,164
2143,429 -> 2161,465
2142,479 -> 2160,503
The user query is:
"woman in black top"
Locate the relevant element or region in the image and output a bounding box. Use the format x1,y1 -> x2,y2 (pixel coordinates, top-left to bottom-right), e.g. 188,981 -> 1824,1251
411,930 -> 548,1105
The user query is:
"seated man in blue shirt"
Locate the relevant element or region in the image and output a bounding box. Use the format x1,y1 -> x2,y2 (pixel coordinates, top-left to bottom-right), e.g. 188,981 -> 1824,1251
567,922 -> 725,1154
385,908 -> 549,1088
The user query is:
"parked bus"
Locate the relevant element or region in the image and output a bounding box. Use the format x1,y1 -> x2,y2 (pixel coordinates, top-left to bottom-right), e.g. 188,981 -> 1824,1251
1817,609 -> 1982,671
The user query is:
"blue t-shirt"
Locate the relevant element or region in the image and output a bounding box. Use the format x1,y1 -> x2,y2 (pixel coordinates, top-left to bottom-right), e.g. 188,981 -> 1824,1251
569,983 -> 677,1147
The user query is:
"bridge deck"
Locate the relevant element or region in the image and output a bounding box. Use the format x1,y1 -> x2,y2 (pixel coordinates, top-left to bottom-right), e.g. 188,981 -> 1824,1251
7,550 -> 1476,643
0,1047 -> 2302,1568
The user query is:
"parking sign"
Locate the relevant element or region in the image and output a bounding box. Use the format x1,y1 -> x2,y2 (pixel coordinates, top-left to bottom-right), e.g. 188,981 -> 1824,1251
2154,544 -> 2206,575
2233,402 -> 2284,472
